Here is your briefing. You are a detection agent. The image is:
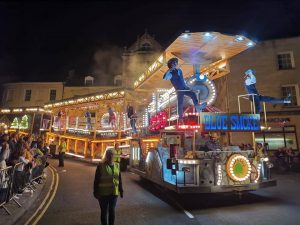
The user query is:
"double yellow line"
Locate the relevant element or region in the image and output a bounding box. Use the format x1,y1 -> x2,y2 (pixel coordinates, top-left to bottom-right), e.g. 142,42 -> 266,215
25,165 -> 59,225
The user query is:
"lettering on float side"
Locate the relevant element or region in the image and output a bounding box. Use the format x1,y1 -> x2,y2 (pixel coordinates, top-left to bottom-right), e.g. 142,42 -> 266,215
202,113 -> 260,132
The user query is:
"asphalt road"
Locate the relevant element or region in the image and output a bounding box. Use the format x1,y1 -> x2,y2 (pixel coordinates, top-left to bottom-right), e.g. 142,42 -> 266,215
37,158 -> 300,225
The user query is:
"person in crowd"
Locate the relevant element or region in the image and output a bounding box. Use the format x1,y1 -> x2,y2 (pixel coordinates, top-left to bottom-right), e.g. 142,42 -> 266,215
24,141 -> 33,162
274,147 -> 286,160
286,147 -> 295,169
244,69 -> 291,113
42,143 -> 50,156
94,148 -> 123,225
254,143 -> 264,161
85,110 -> 93,130
0,135 -> 10,169
108,107 -> 116,129
15,148 -> 30,194
58,138 -> 67,167
254,143 -> 270,178
274,147 -> 288,172
246,143 -> 253,150
8,133 -> 17,159
163,57 -> 207,124
127,104 -> 137,134
205,132 -> 222,151
37,136 -> 44,150
30,145 -> 45,182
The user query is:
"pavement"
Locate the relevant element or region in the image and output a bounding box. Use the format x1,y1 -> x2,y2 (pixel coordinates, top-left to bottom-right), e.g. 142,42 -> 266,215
2,158 -> 300,225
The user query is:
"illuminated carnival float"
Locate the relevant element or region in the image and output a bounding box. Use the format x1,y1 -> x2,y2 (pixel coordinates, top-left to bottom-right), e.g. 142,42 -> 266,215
44,31 -> 276,193
0,107 -> 52,135
43,89 -> 149,162
129,31 -> 276,193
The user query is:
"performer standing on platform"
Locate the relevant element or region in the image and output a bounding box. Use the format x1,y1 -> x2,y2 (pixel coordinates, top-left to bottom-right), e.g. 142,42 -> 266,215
57,110 -> 63,130
85,110 -> 92,130
127,104 -> 137,134
108,107 -> 116,129
163,57 -> 207,124
244,69 -> 291,113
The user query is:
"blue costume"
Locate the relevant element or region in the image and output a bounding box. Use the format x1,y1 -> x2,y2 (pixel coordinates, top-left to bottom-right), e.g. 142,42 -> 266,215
244,69 -> 291,113
163,68 -> 206,120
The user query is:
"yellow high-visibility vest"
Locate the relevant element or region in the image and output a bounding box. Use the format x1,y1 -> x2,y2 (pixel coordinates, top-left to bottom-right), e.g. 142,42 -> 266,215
113,148 -> 122,163
97,163 -> 120,196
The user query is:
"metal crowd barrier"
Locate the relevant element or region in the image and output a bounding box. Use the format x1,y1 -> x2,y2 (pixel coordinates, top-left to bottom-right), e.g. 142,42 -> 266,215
0,166 -> 13,214
0,157 -> 48,215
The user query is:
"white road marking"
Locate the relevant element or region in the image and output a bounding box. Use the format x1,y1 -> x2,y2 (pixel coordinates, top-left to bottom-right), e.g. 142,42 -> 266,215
183,209 -> 195,219
153,183 -> 195,219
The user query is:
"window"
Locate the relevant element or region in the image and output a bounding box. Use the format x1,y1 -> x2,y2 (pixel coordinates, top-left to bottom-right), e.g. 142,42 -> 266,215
115,80 -> 122,86
24,90 -> 31,101
285,133 -> 297,149
255,126 -> 298,150
277,51 -> 295,70
49,89 -> 57,101
84,76 -> 94,86
264,133 -> 285,150
282,85 -> 299,106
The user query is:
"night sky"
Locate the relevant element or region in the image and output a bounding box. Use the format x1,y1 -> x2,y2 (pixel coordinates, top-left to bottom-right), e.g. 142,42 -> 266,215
0,1 -> 299,84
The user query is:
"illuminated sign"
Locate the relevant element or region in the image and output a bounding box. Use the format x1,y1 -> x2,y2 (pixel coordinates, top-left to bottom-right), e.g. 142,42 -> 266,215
96,132 -> 118,138
202,113 -> 260,132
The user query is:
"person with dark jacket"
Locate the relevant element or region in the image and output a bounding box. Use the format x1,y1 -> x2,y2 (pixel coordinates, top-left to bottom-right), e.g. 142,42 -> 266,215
94,149 -> 123,225
127,105 -> 137,133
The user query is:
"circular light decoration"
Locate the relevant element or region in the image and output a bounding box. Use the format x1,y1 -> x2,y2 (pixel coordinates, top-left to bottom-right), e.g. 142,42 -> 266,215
186,74 -> 217,106
226,154 -> 251,182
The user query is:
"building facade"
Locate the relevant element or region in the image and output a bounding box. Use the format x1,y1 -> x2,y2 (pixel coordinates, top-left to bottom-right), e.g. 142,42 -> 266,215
214,36 -> 300,150
1,82 -> 64,108
121,30 -> 162,88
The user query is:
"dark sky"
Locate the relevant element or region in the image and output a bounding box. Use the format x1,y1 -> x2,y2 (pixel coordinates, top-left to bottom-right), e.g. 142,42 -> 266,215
0,1 -> 299,84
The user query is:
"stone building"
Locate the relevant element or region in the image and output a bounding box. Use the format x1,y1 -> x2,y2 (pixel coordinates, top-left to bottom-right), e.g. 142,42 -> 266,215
121,30 -> 162,88
214,36 -> 300,150
1,82 -> 64,108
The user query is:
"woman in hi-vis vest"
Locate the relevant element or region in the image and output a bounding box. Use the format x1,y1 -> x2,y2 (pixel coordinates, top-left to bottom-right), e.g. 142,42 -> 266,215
94,149 -> 123,225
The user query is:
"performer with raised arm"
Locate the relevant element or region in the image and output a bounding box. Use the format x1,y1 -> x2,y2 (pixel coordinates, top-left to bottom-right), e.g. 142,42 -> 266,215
163,57 -> 207,124
244,69 -> 291,113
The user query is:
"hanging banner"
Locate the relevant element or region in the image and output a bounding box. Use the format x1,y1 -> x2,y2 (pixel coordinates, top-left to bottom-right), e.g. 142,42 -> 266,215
201,113 -> 260,132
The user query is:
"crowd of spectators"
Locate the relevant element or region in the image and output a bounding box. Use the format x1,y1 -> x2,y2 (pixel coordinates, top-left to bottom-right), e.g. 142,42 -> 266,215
0,131 -> 49,201
273,147 -> 300,170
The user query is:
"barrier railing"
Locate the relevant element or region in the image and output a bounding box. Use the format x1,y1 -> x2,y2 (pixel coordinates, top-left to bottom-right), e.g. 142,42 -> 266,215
0,166 -> 13,214
0,157 -> 48,215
